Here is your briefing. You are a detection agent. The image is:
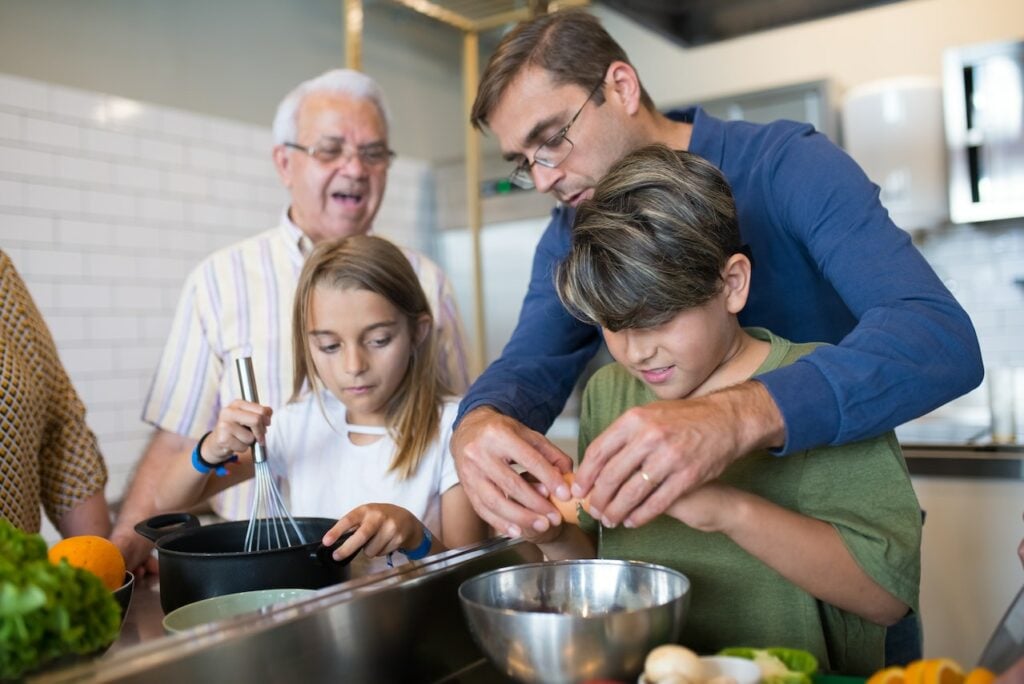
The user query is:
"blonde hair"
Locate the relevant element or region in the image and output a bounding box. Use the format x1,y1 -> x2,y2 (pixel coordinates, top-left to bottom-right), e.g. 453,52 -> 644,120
292,235 -> 449,479
557,145 -> 742,331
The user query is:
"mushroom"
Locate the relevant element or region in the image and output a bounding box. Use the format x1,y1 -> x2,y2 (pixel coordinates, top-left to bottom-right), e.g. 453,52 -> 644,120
644,645 -> 703,684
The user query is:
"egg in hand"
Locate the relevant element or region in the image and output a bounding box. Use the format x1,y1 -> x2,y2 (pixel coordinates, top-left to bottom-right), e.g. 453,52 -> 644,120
549,472 -> 589,525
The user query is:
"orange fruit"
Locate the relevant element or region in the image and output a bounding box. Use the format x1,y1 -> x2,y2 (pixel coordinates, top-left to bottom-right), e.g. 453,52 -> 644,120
549,472 -> 588,525
904,660 -> 929,684
48,535 -> 126,591
867,666 -> 906,684
963,668 -> 996,684
920,659 -> 965,684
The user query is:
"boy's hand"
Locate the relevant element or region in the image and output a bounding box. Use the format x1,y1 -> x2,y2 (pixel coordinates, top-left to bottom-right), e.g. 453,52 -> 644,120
205,399 -> 273,463
323,504 -> 425,560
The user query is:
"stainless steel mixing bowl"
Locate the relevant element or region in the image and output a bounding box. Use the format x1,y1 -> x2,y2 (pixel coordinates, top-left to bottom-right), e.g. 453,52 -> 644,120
458,559 -> 690,684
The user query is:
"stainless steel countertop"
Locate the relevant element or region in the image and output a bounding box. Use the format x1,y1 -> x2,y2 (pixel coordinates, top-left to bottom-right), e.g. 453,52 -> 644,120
34,538 -> 542,683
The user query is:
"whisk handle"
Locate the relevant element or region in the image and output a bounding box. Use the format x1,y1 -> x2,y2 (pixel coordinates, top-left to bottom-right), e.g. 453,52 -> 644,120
235,356 -> 268,463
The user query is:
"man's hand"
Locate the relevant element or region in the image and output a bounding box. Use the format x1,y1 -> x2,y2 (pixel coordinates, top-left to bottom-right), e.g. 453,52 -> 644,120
574,381 -> 784,528
451,406 -> 574,538
110,528 -> 159,578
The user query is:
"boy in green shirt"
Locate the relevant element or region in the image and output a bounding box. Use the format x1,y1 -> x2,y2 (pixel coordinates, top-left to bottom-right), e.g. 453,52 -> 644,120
536,144 -> 921,675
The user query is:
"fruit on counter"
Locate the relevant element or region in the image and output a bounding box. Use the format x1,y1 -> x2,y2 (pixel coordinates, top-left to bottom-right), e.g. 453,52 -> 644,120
48,534 -> 127,590
645,644 -> 704,683
550,472 -> 590,525
866,658 -> 994,684
0,519 -> 122,679
718,647 -> 818,684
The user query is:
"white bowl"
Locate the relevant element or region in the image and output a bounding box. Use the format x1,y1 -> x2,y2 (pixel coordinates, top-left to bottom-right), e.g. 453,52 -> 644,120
700,655 -> 761,684
639,654 -> 761,684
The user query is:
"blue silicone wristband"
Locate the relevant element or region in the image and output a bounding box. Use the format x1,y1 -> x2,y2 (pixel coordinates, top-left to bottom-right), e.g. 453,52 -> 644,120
191,432 -> 238,477
399,526 -> 433,561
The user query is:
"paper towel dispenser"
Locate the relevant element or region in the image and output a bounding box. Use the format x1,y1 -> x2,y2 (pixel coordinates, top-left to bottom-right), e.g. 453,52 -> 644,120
842,77 -> 948,231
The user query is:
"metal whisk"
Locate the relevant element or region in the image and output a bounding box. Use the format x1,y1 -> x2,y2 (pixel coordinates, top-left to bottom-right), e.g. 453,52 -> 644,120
235,356 -> 306,552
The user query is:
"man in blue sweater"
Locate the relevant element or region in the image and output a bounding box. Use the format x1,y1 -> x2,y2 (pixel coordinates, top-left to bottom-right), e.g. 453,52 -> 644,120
451,10 -> 981,663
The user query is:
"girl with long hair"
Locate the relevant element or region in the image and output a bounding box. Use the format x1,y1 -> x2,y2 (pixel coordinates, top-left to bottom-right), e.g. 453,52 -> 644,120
157,235 -> 486,568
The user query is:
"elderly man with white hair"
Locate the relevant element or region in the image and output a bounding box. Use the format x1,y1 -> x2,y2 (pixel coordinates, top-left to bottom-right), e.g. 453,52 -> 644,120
111,69 -> 469,573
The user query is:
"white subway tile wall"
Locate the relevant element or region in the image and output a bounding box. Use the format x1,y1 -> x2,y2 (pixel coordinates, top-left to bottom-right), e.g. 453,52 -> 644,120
916,222 -> 1024,422
0,73 -> 435,518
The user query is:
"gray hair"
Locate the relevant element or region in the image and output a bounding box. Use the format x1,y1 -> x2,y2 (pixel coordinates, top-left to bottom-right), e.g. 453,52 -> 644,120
272,69 -> 392,144
556,145 -> 741,331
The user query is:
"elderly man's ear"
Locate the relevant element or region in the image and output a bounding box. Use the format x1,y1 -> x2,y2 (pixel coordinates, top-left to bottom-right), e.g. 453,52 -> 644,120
272,145 -> 296,189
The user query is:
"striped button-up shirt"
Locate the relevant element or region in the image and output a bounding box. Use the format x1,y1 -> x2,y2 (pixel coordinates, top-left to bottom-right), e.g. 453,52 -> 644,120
141,215 -> 469,520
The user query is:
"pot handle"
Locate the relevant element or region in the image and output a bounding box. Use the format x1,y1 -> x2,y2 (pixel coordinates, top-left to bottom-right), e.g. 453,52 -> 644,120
314,531 -> 361,567
134,512 -> 201,543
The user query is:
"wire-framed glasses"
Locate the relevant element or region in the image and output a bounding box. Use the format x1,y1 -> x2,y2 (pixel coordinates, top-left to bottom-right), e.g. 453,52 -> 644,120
508,77 -> 605,190
283,137 -> 396,167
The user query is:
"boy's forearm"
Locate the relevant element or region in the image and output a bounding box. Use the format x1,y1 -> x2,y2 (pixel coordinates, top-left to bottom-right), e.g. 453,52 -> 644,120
717,491 -> 907,626
534,525 -> 597,561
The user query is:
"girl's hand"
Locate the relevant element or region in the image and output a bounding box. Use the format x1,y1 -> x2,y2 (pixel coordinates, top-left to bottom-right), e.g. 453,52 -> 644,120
663,482 -> 740,534
322,504 -> 425,561
203,399 -> 273,464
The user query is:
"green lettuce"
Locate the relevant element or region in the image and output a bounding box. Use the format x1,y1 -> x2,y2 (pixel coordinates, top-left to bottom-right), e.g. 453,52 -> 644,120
0,519 -> 121,680
718,647 -> 819,684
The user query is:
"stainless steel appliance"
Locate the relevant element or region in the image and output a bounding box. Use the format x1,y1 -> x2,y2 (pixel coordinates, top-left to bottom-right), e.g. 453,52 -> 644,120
944,38 -> 1024,224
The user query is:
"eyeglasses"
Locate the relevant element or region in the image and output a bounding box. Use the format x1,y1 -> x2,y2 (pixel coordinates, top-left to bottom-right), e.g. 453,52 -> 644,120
283,137 -> 396,167
509,78 -> 605,190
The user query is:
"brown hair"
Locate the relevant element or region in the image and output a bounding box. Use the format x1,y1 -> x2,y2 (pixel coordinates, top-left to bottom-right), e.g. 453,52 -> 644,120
471,10 -> 655,130
292,235 -> 449,479
556,144 -> 741,331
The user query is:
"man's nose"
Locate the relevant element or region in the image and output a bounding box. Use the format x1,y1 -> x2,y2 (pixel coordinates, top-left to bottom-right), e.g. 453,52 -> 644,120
531,163 -> 563,194
331,149 -> 368,176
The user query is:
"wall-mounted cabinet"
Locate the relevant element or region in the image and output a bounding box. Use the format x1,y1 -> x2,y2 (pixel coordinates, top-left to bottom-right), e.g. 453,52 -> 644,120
681,79 -> 837,142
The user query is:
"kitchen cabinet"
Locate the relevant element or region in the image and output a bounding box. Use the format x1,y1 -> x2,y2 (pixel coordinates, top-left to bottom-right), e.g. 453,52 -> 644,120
902,443 -> 1024,665
943,39 -> 1024,224
682,79 -> 837,142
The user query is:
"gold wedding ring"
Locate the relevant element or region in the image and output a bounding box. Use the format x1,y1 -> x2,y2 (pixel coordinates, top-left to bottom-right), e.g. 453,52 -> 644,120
640,470 -> 652,484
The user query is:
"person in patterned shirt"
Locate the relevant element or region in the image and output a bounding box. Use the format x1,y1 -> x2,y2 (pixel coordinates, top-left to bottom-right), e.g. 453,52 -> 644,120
0,249 -> 111,536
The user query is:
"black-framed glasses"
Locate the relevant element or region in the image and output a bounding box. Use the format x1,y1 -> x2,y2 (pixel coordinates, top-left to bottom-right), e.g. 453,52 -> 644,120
283,137 -> 396,167
509,78 -> 606,190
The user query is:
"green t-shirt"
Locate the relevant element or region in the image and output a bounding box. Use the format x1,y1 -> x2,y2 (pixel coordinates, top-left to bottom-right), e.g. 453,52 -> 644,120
577,328 -> 921,676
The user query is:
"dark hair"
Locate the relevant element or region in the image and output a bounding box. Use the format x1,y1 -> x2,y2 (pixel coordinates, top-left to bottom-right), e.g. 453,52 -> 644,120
556,145 -> 741,331
292,235 -> 449,479
471,10 -> 655,130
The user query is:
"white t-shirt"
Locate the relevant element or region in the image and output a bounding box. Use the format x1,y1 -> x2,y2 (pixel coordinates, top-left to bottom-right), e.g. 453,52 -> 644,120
266,391 -> 461,556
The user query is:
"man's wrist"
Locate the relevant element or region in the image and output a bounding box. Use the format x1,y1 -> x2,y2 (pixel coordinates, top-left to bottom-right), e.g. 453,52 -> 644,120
724,381 -> 786,453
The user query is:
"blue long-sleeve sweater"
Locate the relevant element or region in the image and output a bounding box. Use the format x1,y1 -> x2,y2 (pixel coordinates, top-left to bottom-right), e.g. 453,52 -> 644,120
457,107 -> 983,454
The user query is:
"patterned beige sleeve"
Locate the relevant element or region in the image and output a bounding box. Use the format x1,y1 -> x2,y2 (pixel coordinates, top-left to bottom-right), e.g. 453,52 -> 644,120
0,251 -> 107,530
38,377 -> 108,527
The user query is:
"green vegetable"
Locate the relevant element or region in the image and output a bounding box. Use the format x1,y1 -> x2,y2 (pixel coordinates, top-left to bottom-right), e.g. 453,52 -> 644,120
0,519 -> 121,680
719,647 -> 818,684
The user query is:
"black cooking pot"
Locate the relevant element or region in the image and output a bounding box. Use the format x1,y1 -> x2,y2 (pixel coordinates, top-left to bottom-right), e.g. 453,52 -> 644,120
135,513 -> 357,614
